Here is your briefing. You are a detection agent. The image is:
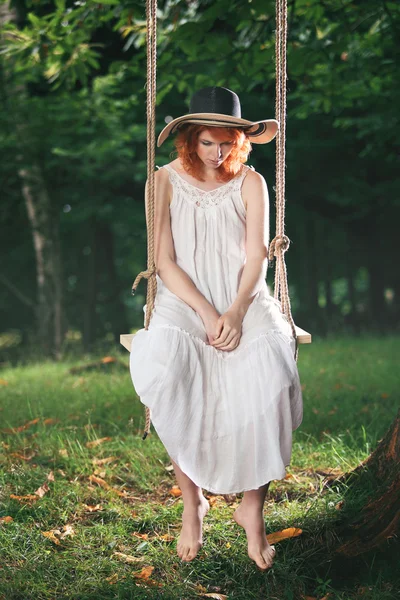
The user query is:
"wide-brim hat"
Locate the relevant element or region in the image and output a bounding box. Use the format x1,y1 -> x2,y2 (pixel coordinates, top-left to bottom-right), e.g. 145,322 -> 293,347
157,86 -> 279,148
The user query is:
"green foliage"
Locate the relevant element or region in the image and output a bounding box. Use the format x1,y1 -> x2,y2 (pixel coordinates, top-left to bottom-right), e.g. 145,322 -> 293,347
0,0 -> 399,348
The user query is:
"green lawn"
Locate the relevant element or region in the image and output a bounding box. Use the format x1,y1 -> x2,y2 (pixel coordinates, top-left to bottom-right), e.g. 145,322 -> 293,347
0,335 -> 399,599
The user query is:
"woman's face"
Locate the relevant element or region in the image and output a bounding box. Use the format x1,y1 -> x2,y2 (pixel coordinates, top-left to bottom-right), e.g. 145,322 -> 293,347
195,129 -> 234,168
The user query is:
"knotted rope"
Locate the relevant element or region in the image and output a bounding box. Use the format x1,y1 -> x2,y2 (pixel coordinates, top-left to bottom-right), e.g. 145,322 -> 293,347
271,0 -> 299,362
131,0 -> 158,439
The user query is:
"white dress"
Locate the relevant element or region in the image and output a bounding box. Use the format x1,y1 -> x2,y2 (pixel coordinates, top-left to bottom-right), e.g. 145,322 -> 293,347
129,163 -> 303,494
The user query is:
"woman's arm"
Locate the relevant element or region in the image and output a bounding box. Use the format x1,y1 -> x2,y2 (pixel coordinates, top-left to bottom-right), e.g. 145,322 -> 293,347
229,170 -> 269,318
145,169 -> 215,318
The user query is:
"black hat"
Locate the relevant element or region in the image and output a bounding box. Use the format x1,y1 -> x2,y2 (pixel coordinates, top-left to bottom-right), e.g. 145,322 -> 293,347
157,86 -> 279,147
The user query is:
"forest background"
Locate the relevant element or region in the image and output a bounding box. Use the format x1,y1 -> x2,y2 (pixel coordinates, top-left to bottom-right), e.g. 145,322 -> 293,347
0,0 -> 399,360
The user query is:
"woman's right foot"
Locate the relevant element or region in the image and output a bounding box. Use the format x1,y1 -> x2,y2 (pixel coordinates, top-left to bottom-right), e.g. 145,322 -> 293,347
177,496 -> 210,562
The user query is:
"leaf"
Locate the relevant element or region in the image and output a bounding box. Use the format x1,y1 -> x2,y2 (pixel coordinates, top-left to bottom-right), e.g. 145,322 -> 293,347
158,533 -> 174,542
42,530 -> 61,545
200,594 -> 228,599
42,524 -> 76,544
132,565 -> 155,580
170,485 -> 182,497
82,503 -> 102,512
86,436 -> 112,448
10,494 -> 39,504
0,379 -> 8,385
266,527 -> 303,544
132,532 -> 149,540
92,456 -> 118,465
113,551 -> 145,564
0,516 -> 14,524
101,356 -> 116,363
43,418 -> 59,425
35,482 -> 50,498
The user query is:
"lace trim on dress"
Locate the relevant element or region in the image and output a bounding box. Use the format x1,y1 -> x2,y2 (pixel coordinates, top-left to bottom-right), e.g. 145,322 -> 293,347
161,164 -> 250,209
149,323 -> 293,359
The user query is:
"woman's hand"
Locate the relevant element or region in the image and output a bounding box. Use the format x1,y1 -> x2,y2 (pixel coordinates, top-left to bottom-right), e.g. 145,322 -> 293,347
210,307 -> 245,352
200,306 -> 223,346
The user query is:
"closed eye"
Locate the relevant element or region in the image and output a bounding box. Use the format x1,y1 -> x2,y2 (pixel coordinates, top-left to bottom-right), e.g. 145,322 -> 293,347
201,141 -> 233,146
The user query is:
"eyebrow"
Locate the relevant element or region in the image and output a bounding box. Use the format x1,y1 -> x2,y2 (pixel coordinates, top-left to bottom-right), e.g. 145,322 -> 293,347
199,138 -> 232,143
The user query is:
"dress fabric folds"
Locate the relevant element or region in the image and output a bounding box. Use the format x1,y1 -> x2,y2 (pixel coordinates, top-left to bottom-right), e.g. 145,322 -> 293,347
129,163 -> 303,494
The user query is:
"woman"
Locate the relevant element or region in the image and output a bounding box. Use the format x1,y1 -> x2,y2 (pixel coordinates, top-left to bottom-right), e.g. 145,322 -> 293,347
129,86 -> 303,571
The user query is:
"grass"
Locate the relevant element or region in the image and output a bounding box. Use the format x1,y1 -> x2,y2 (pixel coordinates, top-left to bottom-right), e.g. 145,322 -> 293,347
0,334 -> 399,599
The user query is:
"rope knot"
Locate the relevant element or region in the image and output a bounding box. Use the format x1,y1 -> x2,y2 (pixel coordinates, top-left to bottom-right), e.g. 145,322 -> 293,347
131,265 -> 156,295
268,234 -> 291,260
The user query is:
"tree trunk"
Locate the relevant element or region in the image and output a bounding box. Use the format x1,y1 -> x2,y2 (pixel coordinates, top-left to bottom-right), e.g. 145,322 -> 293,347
19,164 -> 65,358
83,218 -> 98,352
333,411 -> 400,557
1,1 -> 65,359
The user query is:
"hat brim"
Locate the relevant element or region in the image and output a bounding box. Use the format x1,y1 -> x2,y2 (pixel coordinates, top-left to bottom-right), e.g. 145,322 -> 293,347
157,113 -> 279,147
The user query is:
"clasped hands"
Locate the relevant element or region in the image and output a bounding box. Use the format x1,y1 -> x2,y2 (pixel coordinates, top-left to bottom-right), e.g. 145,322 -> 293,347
201,305 -> 245,352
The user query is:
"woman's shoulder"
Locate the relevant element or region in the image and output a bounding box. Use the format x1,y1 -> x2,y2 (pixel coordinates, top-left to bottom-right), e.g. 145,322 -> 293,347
242,165 -> 266,185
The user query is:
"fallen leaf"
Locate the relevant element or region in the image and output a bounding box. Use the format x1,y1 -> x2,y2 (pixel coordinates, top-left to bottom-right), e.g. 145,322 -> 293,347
3,418 -> 40,434
170,485 -> 182,497
132,532 -> 149,540
132,565 -> 154,580
266,527 -> 303,544
194,584 -> 208,593
92,456 -> 118,466
42,524 -> 75,544
59,448 -> 68,457
0,516 -> 14,524
43,418 -> 59,426
200,594 -> 228,599
35,482 -> 50,498
42,531 -> 60,545
10,494 -> 39,504
47,471 -> 55,482
59,524 -> 75,539
0,378 -> 9,385
101,356 -> 116,364
284,472 -> 301,483
86,437 -> 112,448
113,551 -> 146,564
82,503 -> 102,512
9,451 -> 36,461
158,533 -> 174,542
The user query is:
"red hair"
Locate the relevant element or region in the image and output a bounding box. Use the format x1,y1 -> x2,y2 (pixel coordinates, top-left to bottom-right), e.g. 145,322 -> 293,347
172,124 -> 252,183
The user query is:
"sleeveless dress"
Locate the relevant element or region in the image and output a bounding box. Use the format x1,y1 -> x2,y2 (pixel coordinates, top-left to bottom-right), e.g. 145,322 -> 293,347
129,163 -> 303,494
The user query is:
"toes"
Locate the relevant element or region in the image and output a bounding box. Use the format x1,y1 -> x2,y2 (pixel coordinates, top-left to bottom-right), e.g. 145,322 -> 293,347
181,547 -> 189,561
260,546 -> 275,569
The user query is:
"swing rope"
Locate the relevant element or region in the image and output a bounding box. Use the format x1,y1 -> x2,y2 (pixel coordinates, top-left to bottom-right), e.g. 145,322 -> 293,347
270,0 -> 299,362
131,0 -> 298,440
131,0 -> 158,439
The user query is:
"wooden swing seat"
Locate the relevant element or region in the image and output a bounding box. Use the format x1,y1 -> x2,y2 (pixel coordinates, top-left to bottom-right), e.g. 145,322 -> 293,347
120,325 -> 311,353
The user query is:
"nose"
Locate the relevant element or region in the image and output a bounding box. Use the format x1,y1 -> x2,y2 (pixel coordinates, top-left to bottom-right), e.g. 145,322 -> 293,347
213,145 -> 222,159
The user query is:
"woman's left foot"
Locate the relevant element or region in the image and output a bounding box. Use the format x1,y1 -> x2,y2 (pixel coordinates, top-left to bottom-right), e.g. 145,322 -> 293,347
233,504 -> 276,571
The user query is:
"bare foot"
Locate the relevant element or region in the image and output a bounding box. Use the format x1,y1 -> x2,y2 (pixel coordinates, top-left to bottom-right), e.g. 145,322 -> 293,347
177,496 -> 210,562
233,504 -> 276,571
